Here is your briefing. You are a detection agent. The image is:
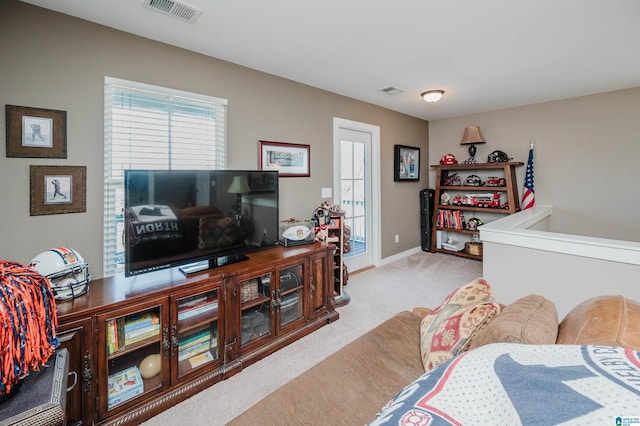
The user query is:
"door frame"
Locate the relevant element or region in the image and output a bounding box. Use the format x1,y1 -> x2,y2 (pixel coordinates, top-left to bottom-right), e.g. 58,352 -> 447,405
332,117 -> 381,271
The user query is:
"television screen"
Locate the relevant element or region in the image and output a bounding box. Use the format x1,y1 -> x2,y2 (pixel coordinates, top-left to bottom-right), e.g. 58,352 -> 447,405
124,170 -> 279,276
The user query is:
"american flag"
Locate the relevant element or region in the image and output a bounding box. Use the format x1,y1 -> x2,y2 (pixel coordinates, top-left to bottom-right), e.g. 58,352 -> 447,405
521,141 -> 535,210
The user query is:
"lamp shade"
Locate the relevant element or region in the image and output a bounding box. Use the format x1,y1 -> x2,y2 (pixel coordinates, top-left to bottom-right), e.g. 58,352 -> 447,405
421,90 -> 444,103
228,176 -> 250,194
460,126 -> 486,145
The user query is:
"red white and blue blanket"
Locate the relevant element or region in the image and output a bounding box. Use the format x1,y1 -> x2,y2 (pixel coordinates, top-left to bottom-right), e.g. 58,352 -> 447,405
370,343 -> 640,425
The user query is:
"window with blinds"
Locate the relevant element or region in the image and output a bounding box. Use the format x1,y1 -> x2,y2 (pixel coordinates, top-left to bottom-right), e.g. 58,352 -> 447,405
103,77 -> 227,277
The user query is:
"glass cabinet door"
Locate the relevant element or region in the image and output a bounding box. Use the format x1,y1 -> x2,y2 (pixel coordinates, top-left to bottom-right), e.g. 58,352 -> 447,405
98,299 -> 167,419
239,271 -> 273,348
173,287 -> 221,381
277,263 -> 304,330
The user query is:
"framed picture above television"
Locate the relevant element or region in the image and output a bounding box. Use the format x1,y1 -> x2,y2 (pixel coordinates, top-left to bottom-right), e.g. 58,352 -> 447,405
258,140 -> 310,177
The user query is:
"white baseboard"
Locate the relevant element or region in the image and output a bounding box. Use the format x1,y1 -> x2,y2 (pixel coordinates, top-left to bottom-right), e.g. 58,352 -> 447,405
380,246 -> 424,266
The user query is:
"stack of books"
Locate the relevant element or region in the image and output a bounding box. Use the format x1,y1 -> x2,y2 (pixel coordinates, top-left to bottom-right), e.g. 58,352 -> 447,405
178,296 -> 218,321
436,210 -> 466,230
107,312 -> 160,355
178,329 -> 217,363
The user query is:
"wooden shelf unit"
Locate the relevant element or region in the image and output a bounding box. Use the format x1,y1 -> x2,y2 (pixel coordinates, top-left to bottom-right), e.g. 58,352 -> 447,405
430,162 -> 523,260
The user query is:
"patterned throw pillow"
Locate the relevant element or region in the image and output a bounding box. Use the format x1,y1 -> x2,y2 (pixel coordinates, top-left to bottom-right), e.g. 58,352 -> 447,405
420,278 -> 500,371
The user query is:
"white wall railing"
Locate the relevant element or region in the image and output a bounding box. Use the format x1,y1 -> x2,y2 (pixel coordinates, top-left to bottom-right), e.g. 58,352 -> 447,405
479,205 -> 640,318
480,205 -> 640,266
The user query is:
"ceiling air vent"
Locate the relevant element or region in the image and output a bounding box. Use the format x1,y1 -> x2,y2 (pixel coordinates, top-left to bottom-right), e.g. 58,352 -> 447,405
379,86 -> 404,95
144,0 -> 203,24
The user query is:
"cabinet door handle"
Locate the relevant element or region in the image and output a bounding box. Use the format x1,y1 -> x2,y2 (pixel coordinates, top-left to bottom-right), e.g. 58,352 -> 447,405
225,340 -> 237,362
82,351 -> 93,393
162,325 -> 171,359
171,323 -> 178,358
67,371 -> 78,392
271,289 -> 280,314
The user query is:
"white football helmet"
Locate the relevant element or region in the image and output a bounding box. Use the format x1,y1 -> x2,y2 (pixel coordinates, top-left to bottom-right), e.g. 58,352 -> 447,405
30,247 -> 91,300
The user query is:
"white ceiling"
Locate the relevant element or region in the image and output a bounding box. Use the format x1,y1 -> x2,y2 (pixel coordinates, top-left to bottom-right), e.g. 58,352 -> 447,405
20,0 -> 640,120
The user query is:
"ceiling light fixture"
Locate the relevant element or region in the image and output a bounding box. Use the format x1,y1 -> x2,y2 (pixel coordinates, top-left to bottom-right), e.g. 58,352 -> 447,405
421,90 -> 444,103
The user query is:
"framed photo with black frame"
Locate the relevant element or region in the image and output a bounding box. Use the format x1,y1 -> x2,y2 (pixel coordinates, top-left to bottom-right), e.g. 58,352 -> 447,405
6,105 -> 67,158
394,144 -> 420,181
30,165 -> 86,215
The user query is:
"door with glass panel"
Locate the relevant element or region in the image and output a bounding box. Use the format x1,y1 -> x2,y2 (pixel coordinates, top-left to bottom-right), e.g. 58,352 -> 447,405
333,118 -> 380,272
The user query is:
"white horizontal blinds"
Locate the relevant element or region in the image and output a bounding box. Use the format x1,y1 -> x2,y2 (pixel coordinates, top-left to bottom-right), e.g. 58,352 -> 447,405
109,85 -> 226,173
103,77 -> 227,276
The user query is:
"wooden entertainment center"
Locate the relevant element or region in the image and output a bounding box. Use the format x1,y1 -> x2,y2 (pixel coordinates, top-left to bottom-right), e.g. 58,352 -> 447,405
55,243 -> 338,425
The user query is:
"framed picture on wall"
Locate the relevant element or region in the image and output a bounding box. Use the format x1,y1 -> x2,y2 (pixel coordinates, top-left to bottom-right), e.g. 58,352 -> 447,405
258,140 -> 310,177
6,105 -> 67,158
30,165 -> 86,215
394,144 -> 420,181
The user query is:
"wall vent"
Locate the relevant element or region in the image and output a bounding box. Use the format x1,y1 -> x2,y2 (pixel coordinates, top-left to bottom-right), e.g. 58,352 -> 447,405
379,86 -> 404,95
143,0 -> 203,23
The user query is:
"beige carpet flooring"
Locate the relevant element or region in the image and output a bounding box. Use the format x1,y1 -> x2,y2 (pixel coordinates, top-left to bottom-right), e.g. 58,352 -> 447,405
141,251 -> 483,425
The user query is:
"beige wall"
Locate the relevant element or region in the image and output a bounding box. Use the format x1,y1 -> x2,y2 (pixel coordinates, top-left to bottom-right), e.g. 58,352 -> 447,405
429,87 -> 640,243
0,0 -> 429,277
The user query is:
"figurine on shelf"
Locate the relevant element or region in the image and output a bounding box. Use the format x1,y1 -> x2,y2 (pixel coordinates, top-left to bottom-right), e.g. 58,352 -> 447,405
312,201 -> 345,241
443,173 -> 461,186
440,191 -> 450,205
311,203 -> 330,242
487,150 -> 512,163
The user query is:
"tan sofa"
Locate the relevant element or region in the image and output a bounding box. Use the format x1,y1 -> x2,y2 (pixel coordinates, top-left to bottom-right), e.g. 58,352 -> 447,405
229,295 -> 640,425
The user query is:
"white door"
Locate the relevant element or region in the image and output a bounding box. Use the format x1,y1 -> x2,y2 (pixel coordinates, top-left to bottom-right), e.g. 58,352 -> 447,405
333,118 -> 380,272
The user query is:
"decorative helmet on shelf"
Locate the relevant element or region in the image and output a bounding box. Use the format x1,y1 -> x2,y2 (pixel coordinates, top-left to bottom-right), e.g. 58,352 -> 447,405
440,153 -> 458,165
466,218 -> 485,231
464,174 -> 483,186
29,247 -> 91,301
487,150 -> 511,163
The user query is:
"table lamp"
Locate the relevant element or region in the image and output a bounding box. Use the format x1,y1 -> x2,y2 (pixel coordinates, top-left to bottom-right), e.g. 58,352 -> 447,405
227,175 -> 250,215
460,126 -> 486,164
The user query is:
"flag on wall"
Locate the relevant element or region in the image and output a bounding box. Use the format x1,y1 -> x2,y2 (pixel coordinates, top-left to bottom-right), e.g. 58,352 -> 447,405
521,140 -> 535,210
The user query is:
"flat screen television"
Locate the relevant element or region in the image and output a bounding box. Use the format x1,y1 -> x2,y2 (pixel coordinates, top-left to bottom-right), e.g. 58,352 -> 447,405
124,169 -> 279,277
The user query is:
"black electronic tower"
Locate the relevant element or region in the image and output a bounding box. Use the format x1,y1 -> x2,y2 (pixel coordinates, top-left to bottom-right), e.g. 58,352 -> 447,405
420,188 -> 435,251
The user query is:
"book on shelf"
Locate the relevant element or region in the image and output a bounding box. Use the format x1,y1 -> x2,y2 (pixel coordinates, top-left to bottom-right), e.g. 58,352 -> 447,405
179,294 -> 209,309
178,340 -> 211,361
178,329 -> 211,351
106,320 -> 159,353
116,317 -> 125,349
178,300 -> 218,321
107,366 -> 144,409
436,210 -> 466,230
126,323 -> 160,339
188,351 -> 214,369
107,319 -> 116,355
125,324 -> 160,346
124,312 -> 159,334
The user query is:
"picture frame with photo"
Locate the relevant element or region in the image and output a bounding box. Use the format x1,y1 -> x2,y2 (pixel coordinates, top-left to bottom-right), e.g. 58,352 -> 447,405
394,144 -> 420,181
30,165 -> 86,215
6,105 -> 67,158
258,140 -> 310,177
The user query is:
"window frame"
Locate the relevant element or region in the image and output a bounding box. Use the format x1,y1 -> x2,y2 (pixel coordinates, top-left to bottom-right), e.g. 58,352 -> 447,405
103,77 -> 228,277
